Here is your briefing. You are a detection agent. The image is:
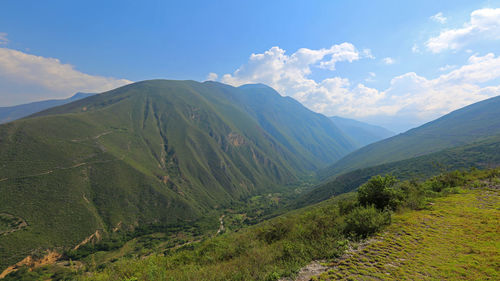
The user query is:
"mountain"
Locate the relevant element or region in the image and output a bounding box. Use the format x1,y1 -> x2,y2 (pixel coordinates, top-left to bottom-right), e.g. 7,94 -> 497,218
0,80 -> 354,270
232,84 -> 355,167
0,93 -> 95,124
320,95 -> 500,180
329,116 -> 394,148
297,135 -> 500,207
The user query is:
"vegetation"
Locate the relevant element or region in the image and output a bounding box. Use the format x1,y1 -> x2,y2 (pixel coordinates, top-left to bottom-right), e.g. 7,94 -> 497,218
0,80 -> 356,271
316,180 -> 499,280
6,168 -> 495,280
297,135 -> 500,207
321,94 -> 500,179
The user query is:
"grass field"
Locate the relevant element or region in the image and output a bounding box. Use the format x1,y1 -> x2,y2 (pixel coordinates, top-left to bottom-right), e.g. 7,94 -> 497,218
316,186 -> 500,280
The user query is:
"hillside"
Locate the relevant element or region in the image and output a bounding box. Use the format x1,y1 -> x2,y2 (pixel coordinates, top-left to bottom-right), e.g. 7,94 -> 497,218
321,95 -> 500,179
297,135 -> 500,207
0,93 -> 94,124
233,84 -> 355,166
0,80 -> 354,271
7,169 -> 495,280
329,116 -> 394,148
314,186 -> 499,280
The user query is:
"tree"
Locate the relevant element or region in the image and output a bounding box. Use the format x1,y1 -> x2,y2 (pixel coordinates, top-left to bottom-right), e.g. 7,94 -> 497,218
357,175 -> 399,210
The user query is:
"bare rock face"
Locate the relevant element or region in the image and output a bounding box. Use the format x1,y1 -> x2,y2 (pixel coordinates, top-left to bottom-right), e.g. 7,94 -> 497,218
227,132 -> 245,146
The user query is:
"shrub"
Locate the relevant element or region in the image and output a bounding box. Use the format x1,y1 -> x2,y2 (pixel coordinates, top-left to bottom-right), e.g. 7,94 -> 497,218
427,170 -> 467,192
343,205 -> 391,238
357,175 -> 399,210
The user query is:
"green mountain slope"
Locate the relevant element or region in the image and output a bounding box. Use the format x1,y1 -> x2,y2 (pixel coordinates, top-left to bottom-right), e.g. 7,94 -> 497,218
231,84 -> 355,167
0,93 -> 94,124
329,116 -> 394,148
0,80 -> 353,270
297,136 -> 500,207
321,95 -> 500,179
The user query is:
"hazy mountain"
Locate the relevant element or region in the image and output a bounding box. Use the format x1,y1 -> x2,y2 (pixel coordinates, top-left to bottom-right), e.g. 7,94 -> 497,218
0,93 -> 95,124
0,80 -> 354,269
329,116 -> 395,148
320,95 -> 500,180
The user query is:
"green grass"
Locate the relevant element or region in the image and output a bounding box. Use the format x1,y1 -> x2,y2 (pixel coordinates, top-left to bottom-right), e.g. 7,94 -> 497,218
316,186 -> 499,280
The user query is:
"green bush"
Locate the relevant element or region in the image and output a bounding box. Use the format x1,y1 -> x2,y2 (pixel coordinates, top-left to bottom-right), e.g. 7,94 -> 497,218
343,205 -> 391,238
357,175 -> 400,210
427,170 -> 468,192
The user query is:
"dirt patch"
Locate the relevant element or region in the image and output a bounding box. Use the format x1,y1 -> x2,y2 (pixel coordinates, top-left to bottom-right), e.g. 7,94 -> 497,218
280,261 -> 329,281
0,250 -> 62,278
227,132 -> 245,146
0,213 -> 27,236
74,229 -> 102,250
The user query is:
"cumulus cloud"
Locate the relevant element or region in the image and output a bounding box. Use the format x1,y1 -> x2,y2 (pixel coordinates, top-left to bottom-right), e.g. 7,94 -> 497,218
426,8 -> 500,53
216,45 -> 500,131
0,33 -> 8,45
0,48 -> 132,106
383,57 -> 395,65
430,12 -> 447,24
206,72 -> 218,81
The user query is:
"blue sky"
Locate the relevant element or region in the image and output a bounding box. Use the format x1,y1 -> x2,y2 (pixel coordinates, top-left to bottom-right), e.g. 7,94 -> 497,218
1,0 -> 500,131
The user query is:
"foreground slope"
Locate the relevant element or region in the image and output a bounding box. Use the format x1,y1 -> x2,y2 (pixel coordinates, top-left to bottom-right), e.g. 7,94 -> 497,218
0,80 -> 353,271
321,95 -> 500,179
316,187 -> 499,280
329,116 -> 394,148
0,93 -> 94,124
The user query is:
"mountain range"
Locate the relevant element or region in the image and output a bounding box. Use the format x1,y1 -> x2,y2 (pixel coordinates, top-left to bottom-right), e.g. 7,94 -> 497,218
1,79 -> 500,275
320,95 -> 500,180
0,80 -> 355,270
0,93 -> 95,124
329,116 -> 394,147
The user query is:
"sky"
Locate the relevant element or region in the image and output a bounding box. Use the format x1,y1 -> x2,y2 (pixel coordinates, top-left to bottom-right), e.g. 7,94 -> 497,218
1,0 -> 500,132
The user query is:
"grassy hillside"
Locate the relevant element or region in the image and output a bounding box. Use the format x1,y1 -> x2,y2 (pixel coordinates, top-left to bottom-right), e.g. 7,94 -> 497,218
7,168 -> 495,280
329,116 -> 394,148
0,80 -> 353,271
297,136 -> 500,207
321,95 -> 500,179
316,186 -> 499,280
0,93 -> 94,124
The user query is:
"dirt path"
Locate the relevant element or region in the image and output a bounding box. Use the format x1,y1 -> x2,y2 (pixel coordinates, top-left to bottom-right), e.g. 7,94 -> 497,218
216,215 -> 225,235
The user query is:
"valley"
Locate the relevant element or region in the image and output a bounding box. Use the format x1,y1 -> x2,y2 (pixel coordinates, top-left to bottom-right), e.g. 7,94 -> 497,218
0,80 -> 499,280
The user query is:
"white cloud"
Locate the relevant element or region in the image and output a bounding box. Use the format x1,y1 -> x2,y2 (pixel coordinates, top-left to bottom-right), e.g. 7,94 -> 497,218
0,33 -> 8,45
217,46 -> 500,131
206,72 -> 218,81
438,64 -> 456,71
426,8 -> 500,53
383,57 -> 395,64
430,12 -> 447,24
0,48 -> 132,106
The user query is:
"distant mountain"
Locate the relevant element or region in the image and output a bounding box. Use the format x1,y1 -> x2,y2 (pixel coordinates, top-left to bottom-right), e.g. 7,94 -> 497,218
0,80 -> 355,270
0,93 -> 95,124
329,116 -> 394,148
320,95 -> 500,180
297,135 -> 500,207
